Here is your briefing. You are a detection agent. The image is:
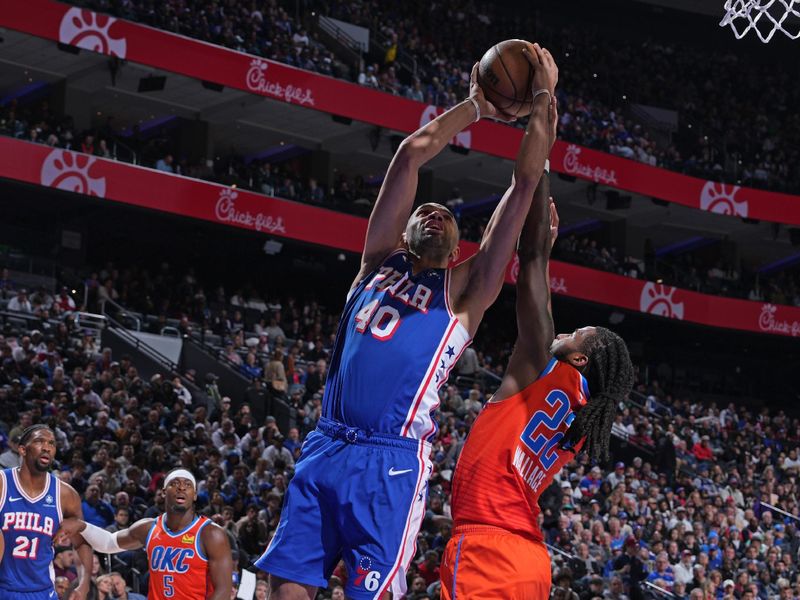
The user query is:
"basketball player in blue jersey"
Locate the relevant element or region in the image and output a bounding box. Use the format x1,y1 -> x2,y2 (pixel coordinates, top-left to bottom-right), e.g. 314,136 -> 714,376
0,425 -> 94,600
258,44 -> 559,599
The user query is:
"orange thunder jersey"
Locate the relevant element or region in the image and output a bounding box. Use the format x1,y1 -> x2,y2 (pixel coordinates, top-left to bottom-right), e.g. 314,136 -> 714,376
451,359 -> 588,540
146,514 -> 214,600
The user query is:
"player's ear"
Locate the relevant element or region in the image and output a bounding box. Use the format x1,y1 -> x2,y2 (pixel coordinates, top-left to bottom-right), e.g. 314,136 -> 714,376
449,245 -> 460,264
566,351 -> 588,369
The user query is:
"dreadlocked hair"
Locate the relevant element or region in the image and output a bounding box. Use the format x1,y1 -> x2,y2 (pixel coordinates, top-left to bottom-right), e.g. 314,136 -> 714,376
19,424 -> 53,445
559,327 -> 634,462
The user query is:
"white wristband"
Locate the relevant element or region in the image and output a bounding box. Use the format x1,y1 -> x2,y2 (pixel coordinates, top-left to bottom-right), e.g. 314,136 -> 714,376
467,97 -> 480,123
544,159 -> 550,174
81,522 -> 123,554
532,88 -> 552,105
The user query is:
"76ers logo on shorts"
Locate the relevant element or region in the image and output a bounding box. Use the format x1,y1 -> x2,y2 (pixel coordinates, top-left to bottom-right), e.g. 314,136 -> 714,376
354,556 -> 382,592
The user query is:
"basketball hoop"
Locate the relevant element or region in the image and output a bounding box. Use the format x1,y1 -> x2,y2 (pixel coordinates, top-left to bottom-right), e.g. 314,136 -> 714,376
720,0 -> 800,42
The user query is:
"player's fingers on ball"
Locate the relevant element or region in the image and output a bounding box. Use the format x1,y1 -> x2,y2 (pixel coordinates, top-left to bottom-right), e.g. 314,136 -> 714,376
521,47 -> 537,67
534,44 -> 546,65
470,62 -> 479,81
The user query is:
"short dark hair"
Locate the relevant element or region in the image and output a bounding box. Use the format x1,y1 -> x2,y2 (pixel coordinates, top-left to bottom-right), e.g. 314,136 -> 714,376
19,424 -> 53,446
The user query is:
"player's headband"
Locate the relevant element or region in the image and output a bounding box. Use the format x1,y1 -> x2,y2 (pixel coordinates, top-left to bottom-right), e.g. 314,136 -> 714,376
163,469 -> 196,489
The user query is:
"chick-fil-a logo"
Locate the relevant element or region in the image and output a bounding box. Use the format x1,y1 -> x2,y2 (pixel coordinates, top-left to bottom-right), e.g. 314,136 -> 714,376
245,59 -> 315,106
758,304 -> 800,337
639,282 -> 684,320
214,188 -> 287,234
40,149 -> 106,197
58,7 -> 127,57
699,181 -> 749,217
563,144 -> 618,185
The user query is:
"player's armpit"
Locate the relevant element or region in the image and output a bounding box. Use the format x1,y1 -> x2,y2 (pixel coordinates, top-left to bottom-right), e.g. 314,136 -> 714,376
202,523 -> 234,600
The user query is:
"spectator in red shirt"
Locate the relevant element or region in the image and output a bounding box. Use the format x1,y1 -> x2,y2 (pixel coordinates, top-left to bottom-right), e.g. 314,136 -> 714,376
417,550 -> 441,586
692,434 -> 714,463
55,287 -> 77,312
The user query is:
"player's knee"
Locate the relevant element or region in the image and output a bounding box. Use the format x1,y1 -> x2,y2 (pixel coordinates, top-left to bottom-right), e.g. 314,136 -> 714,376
266,574 -> 316,600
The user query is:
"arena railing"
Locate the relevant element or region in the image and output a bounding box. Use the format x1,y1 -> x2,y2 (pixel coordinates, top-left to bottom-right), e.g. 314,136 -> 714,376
3,0 -> 800,226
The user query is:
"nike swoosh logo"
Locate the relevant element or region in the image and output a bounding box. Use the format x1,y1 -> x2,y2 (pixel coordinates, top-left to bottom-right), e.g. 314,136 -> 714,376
388,468 -> 413,476
8,497 -> 23,502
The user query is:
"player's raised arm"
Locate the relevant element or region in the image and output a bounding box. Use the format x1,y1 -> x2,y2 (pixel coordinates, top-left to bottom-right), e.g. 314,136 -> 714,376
493,174 -> 559,402
59,483 -> 94,600
451,44 -> 558,335
354,66 -> 515,287
57,515 -> 154,553
202,522 -> 234,600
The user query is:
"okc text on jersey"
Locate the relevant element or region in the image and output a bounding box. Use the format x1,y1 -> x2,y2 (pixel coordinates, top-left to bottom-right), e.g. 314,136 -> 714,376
150,546 -> 196,573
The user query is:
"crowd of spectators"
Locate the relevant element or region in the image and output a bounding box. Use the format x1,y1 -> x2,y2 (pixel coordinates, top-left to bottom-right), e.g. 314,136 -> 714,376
2,259 -> 800,599
552,234 -> 800,308
5,94 -> 800,310
66,0 -> 800,194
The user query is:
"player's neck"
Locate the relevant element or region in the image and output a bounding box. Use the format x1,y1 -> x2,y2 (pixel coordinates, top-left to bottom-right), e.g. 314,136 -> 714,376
17,465 -> 49,495
164,508 -> 196,532
409,254 -> 448,275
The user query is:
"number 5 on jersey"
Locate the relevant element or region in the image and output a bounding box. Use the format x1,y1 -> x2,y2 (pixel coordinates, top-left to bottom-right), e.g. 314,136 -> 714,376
354,299 -> 401,341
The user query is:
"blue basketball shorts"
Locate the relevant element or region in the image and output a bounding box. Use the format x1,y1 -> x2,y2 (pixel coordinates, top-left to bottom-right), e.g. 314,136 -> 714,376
255,417 -> 433,599
0,587 -> 58,600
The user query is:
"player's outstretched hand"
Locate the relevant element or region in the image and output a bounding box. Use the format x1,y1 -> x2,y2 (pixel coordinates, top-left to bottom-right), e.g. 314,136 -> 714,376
523,43 -> 558,95
469,62 -> 517,123
549,196 -> 560,249
55,517 -> 87,545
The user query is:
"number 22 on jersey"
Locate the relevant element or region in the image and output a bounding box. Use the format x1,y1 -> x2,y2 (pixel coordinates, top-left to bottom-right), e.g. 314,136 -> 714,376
520,389 -> 575,470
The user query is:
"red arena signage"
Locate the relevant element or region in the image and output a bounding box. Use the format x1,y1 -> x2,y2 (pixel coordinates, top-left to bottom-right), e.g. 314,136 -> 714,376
0,136 -> 797,338
2,0 -> 800,225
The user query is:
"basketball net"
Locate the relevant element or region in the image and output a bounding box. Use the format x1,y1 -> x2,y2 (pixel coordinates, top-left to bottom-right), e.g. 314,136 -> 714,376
720,0 -> 800,42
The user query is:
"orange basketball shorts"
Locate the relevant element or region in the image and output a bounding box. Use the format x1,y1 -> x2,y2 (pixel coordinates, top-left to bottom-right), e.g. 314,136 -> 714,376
440,525 -> 551,600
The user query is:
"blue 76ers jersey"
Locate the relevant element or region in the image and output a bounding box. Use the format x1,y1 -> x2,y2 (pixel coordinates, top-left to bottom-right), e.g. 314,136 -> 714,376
323,250 -> 471,441
0,468 -> 62,593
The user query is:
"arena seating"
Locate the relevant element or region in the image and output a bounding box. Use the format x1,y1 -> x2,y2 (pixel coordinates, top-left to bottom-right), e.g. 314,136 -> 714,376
3,99 -> 797,310
66,0 -> 800,194
1,261 -> 798,599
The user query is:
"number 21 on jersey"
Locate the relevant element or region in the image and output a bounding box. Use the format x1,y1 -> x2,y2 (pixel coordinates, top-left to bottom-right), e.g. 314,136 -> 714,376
520,389 -> 575,470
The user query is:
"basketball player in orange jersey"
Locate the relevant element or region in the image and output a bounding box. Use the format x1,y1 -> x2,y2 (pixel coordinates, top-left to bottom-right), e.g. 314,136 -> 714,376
56,469 -> 233,600
0,425 -> 94,600
440,170 -> 635,598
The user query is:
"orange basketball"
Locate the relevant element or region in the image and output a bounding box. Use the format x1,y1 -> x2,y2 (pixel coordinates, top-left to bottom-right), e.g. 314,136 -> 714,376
477,39 -> 536,118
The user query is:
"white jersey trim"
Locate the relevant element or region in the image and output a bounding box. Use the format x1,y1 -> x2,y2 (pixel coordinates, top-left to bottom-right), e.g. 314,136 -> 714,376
376,442 -> 432,598
346,248 -> 406,303
56,478 -> 64,523
12,468 -> 49,503
0,470 -> 6,513
401,317 -> 471,440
